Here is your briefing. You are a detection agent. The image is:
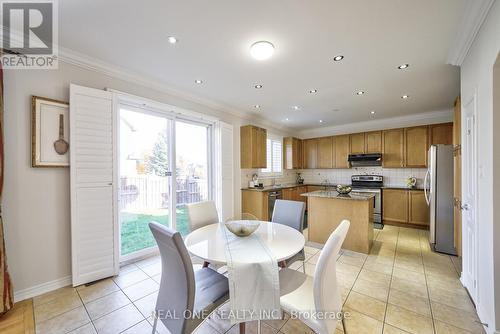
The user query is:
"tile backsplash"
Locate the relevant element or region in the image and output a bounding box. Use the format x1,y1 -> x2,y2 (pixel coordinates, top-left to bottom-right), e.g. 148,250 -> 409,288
241,167 -> 427,188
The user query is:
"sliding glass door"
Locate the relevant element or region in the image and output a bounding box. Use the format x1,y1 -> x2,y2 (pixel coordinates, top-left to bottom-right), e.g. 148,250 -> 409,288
118,106 -> 213,260
175,120 -> 210,236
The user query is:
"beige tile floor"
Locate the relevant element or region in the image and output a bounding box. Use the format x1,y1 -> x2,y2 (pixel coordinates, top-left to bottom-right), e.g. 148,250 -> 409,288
31,225 -> 484,334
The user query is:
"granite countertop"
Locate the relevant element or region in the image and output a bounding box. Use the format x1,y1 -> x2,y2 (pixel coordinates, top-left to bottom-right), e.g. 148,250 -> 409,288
242,184 -> 425,192
300,190 -> 375,201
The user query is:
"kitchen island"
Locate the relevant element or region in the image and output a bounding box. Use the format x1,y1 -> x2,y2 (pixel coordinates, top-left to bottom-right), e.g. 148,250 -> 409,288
302,190 -> 375,254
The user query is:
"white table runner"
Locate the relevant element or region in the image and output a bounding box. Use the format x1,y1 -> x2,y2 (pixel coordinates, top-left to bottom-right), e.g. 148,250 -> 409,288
221,222 -> 281,324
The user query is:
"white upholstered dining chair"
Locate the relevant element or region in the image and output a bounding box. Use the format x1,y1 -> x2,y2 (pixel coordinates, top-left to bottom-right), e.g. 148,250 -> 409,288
186,201 -> 220,268
278,220 -> 350,334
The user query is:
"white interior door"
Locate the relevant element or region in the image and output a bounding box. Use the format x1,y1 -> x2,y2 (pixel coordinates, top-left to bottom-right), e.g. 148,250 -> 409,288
70,84 -> 118,286
461,95 -> 478,302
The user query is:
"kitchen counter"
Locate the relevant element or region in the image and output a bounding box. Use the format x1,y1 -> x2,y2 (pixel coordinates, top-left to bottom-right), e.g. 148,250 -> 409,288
301,190 -> 375,201
383,186 -> 424,190
306,192 -> 374,253
242,183 -> 325,192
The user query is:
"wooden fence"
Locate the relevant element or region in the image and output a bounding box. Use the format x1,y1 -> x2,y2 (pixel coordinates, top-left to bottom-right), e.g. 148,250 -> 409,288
120,175 -> 207,211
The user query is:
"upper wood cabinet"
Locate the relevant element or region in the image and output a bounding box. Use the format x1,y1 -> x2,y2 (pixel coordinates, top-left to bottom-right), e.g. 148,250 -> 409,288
303,138 -> 318,169
382,189 -> 409,223
365,131 -> 382,153
429,123 -> 453,145
405,126 -> 428,167
283,137 -> 302,169
334,135 -> 350,168
382,129 -> 405,168
349,133 -> 365,154
240,125 -> 267,168
318,137 -> 333,168
408,190 -> 430,226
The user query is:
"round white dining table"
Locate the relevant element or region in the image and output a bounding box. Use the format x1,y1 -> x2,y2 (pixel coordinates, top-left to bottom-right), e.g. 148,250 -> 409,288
184,221 -> 306,264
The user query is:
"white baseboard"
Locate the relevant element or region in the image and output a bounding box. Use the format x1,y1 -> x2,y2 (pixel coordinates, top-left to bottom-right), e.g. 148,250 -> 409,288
13,276 -> 72,303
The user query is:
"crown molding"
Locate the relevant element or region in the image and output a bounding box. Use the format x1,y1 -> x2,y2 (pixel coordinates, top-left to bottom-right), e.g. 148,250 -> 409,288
447,0 -> 495,66
298,109 -> 453,139
58,47 -> 290,132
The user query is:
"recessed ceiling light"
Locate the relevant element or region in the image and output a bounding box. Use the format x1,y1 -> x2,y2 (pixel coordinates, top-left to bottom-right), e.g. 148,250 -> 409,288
254,104 -> 261,109
195,79 -> 203,84
168,36 -> 178,44
370,111 -> 376,114
398,64 -> 409,69
356,91 -> 365,95
254,84 -> 263,89
309,89 -> 318,94
401,95 -> 409,99
250,41 -> 275,60
319,120 -> 323,123
333,55 -> 344,61
292,106 -> 300,110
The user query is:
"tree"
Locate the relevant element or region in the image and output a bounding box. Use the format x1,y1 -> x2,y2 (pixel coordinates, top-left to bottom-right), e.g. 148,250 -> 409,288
146,131 -> 169,176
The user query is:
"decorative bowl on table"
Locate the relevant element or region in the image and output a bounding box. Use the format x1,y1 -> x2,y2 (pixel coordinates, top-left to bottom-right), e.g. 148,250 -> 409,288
336,184 -> 352,195
224,220 -> 260,237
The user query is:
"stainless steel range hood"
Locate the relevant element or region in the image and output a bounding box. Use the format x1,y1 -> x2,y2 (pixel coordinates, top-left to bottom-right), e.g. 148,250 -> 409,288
348,153 -> 382,167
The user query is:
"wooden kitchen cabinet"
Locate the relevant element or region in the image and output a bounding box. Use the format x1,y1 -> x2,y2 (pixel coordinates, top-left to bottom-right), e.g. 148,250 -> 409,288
242,190 -> 269,221
408,190 -> 430,225
382,129 -> 405,168
365,131 -> 382,153
318,137 -> 333,168
303,138 -> 319,169
382,189 -> 408,223
240,125 -> 267,168
405,126 -> 428,167
282,187 -> 296,201
429,123 -> 453,145
334,135 -> 350,168
283,137 -> 302,169
350,133 -> 365,154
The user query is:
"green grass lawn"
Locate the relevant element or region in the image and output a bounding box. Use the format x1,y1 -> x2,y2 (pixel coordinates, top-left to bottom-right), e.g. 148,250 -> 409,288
120,206 -> 190,255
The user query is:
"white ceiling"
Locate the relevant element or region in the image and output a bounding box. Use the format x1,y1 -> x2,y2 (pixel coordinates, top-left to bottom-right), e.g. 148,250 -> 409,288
59,0 -> 464,130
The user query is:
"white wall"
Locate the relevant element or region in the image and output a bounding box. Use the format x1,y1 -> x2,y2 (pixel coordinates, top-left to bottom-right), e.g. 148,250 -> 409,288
460,1 -> 500,332
3,61 -> 292,299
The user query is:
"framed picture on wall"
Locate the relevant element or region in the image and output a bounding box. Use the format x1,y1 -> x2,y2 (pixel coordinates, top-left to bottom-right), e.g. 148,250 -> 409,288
31,96 -> 70,167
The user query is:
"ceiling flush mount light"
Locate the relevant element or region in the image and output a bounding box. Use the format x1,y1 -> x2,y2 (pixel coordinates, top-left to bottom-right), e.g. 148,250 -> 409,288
250,41 -> 275,60
319,119 -> 323,123
254,104 -> 261,109
195,79 -> 203,84
401,94 -> 409,99
292,105 -> 300,110
285,118 -> 289,121
254,84 -> 263,89
356,91 -> 365,95
333,55 -> 344,61
398,64 -> 409,69
168,36 -> 178,44
309,89 -> 318,94
370,110 -> 376,114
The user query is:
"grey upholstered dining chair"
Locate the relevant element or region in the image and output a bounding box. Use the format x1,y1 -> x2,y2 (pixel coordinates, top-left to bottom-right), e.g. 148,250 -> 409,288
271,199 -> 306,272
149,222 -> 229,334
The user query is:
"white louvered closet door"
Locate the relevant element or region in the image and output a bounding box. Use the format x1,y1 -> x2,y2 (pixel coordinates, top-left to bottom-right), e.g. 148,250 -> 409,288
70,84 -> 118,287
215,121 -> 234,222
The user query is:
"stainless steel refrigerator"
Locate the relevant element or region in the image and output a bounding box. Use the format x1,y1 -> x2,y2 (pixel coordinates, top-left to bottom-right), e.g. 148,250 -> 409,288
425,144 -> 456,255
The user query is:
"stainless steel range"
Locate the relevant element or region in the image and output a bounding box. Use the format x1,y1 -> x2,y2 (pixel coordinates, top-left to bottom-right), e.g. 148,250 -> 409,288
350,175 -> 384,229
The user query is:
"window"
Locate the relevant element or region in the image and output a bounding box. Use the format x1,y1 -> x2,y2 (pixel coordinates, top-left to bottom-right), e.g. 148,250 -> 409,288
261,135 -> 282,175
